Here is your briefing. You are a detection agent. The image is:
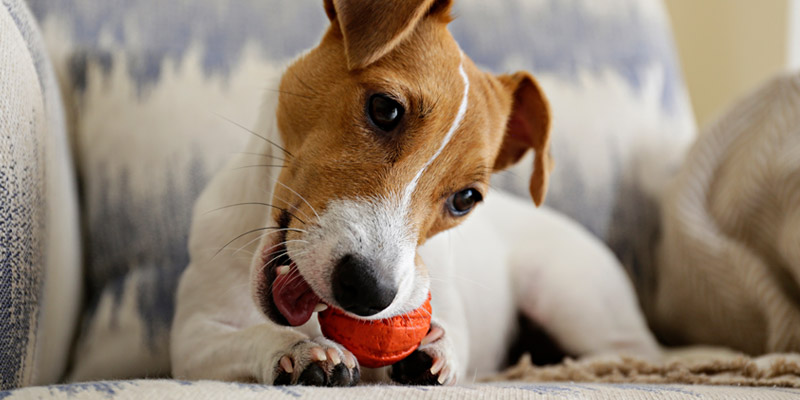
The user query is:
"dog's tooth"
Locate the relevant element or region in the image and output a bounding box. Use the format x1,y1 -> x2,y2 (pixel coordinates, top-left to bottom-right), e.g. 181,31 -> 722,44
276,265 -> 291,276
279,356 -> 294,374
314,303 -> 328,313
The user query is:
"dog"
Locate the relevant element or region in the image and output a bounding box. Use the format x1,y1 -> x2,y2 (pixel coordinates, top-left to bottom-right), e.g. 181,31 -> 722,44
171,0 -> 659,386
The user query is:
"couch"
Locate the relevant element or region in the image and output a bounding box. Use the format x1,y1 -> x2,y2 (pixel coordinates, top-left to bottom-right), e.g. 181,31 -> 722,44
2,0 -> 798,398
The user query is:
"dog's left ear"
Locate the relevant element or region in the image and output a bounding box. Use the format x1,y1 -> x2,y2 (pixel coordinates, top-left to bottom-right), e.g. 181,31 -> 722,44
493,72 -> 553,207
324,0 -> 452,70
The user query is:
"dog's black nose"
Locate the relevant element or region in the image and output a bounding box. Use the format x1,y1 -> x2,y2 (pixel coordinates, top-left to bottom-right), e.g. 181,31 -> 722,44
332,254 -> 397,316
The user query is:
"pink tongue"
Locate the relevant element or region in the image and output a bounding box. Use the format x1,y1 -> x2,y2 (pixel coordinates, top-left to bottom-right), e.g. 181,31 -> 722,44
272,265 -> 322,326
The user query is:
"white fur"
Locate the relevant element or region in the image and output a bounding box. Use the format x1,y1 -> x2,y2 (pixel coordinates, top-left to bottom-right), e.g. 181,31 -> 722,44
292,197 -> 427,319
171,65 -> 659,386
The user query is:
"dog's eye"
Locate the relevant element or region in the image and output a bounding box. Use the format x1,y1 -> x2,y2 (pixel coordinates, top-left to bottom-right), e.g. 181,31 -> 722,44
368,94 -> 404,131
447,188 -> 483,216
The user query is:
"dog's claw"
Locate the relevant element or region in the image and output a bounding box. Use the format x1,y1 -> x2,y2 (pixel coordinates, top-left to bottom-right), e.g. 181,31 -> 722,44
280,356 -> 294,374
310,347 -> 327,362
430,356 -> 445,375
326,348 -> 341,365
420,326 -> 444,347
343,352 -> 356,369
438,365 -> 451,385
272,337 -> 359,387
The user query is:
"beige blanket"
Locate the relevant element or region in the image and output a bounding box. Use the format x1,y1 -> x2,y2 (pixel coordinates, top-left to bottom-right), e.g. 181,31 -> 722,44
491,349 -> 800,388
486,71 -> 800,390
652,72 -> 800,354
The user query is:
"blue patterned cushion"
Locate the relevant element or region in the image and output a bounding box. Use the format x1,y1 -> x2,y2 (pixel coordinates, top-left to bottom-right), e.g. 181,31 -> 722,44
451,1 -> 696,302
0,2 -> 44,387
0,0 -> 80,389
28,0 -> 695,381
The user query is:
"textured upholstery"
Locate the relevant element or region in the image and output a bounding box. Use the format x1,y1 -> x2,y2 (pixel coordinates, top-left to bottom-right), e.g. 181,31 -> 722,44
0,0 -> 45,388
0,0 -> 81,389
3,380 -> 800,400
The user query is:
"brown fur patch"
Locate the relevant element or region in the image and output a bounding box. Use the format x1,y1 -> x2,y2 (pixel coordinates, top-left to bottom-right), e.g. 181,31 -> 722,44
271,0 -> 551,254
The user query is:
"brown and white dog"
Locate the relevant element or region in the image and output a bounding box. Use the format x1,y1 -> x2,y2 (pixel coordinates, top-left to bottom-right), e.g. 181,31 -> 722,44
171,0 -> 659,386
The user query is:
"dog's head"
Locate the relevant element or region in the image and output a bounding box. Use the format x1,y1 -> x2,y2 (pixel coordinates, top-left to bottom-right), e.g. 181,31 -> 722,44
254,0 -> 551,326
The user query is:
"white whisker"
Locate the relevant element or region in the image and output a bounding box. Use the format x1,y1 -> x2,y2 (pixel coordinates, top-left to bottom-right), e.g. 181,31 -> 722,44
213,227 -> 303,259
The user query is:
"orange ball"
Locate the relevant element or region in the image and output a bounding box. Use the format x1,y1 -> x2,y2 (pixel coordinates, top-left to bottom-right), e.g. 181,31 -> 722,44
318,294 -> 432,368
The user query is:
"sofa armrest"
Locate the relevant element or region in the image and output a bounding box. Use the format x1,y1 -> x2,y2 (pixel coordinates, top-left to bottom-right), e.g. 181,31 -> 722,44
0,0 -> 81,389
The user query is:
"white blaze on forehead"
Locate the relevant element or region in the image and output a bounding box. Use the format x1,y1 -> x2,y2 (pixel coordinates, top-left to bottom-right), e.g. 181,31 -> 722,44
401,58 -> 470,205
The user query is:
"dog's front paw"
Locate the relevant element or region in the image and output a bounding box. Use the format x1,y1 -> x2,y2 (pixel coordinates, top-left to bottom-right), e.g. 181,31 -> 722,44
390,324 -> 457,385
272,337 -> 360,387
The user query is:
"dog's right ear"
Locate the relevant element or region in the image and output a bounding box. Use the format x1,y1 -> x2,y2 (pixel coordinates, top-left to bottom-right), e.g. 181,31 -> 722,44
493,72 -> 553,207
324,0 -> 453,70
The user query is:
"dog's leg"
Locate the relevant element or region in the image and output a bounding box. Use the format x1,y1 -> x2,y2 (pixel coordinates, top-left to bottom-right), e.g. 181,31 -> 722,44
171,262 -> 360,386
509,245 -> 661,360
171,146 -> 360,386
389,320 -> 456,385
388,240 -> 469,386
173,320 -> 360,386
388,302 -> 465,385
489,192 -> 661,360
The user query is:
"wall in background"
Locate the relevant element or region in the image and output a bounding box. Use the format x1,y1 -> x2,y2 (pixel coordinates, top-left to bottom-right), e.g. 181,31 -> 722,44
790,0 -> 800,68
665,0 -> 793,128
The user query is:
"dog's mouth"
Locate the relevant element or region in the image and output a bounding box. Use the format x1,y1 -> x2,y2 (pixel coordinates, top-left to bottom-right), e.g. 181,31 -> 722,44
257,223 -> 325,327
